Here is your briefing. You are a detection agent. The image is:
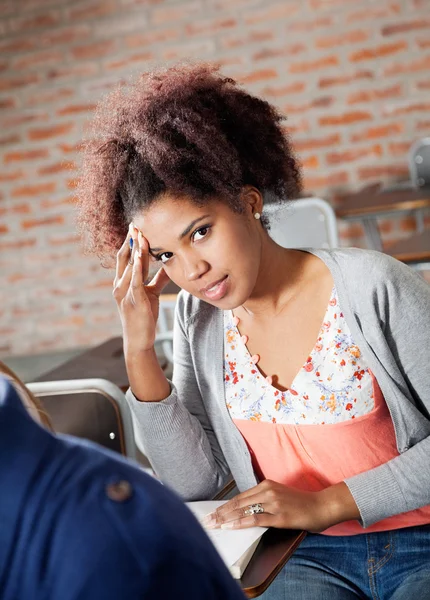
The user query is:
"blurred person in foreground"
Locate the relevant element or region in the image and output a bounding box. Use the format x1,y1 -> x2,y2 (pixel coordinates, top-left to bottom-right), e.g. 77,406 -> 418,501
76,62 -> 430,599
0,363 -> 245,600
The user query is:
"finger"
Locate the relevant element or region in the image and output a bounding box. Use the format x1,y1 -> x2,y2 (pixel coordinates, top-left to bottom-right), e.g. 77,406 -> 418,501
137,231 -> 149,283
207,482 -> 269,520
115,225 -> 133,282
203,493 -> 267,528
220,512 -> 276,530
146,266 -> 171,296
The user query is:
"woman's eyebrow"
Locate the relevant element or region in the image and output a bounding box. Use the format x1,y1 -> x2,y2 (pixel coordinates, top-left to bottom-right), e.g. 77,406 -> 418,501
149,215 -> 211,253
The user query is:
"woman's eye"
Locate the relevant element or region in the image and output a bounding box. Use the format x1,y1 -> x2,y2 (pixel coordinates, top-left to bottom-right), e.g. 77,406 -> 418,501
192,226 -> 210,242
158,252 -> 173,264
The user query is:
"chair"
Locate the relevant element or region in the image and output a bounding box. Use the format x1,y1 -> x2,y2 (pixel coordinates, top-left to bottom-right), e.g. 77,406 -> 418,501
27,378 -> 137,460
263,197 -> 339,249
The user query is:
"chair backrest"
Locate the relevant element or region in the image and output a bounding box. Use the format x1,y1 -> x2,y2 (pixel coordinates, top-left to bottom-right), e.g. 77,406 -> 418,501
409,138 -> 430,189
263,197 -> 339,249
27,378 -> 136,459
157,295 -> 177,368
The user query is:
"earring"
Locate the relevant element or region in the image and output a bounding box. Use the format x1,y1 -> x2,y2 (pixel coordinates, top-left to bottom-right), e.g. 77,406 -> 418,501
254,212 -> 261,220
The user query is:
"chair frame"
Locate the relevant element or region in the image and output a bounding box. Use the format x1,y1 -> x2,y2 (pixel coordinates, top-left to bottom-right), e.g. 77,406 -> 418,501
27,378 -> 137,459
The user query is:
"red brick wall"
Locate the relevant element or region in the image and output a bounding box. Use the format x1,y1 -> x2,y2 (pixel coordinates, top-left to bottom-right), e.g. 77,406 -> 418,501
1,0 -> 429,355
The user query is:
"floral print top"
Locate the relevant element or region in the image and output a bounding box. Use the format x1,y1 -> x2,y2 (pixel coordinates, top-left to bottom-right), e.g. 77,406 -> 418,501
223,286 -> 374,425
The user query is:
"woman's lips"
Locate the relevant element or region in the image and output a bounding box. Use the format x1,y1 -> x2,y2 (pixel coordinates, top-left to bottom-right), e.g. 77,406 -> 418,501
201,275 -> 229,300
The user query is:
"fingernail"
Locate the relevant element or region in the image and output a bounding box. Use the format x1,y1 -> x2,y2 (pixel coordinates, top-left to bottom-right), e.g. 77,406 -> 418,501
251,354 -> 260,365
220,522 -> 235,530
129,238 -> 133,249
201,513 -> 214,525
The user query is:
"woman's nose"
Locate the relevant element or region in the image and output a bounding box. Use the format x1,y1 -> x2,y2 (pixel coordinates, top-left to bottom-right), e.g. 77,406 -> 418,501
183,257 -> 209,282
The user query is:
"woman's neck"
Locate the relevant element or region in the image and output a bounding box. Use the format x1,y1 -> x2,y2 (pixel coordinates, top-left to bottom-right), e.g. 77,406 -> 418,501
240,238 -> 309,319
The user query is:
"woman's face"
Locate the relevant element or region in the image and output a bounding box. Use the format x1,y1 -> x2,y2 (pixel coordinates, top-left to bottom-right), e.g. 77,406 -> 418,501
132,192 -> 263,309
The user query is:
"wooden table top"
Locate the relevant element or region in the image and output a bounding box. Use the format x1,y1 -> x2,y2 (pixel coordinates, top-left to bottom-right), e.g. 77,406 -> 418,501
385,229 -> 430,263
336,188 -> 430,219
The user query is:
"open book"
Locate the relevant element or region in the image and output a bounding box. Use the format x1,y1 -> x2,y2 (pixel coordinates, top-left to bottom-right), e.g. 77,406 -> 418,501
186,500 -> 267,579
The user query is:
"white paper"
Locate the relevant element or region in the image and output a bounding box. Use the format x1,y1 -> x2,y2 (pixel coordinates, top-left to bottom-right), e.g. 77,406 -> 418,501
186,500 -> 267,569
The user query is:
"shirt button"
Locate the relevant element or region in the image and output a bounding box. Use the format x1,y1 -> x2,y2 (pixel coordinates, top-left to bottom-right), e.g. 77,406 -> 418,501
105,480 -> 133,502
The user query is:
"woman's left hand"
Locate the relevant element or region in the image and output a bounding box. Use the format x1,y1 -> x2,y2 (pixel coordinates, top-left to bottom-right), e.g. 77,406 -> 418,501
202,479 -> 359,533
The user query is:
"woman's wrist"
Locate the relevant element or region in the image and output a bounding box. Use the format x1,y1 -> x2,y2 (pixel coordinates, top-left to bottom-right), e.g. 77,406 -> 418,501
316,482 -> 361,529
125,345 -> 171,402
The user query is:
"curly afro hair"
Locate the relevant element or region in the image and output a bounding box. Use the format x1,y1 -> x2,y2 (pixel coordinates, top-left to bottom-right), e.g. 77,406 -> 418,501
77,62 -> 302,262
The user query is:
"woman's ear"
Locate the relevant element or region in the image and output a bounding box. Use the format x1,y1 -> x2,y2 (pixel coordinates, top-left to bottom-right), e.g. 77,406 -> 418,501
240,186 -> 264,219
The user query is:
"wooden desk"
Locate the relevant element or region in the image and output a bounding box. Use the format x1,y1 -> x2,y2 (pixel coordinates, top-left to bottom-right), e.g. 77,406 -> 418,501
336,187 -> 430,251
385,229 -> 430,265
240,529 -> 306,598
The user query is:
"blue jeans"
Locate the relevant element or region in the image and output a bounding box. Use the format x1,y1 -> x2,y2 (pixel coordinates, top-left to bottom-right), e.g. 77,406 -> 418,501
260,525 -> 430,599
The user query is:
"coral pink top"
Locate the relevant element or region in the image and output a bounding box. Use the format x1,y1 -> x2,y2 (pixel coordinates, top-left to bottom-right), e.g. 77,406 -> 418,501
223,287 -> 430,535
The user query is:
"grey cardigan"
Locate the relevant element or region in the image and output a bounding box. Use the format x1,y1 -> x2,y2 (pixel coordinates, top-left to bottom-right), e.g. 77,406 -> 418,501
127,248 -> 430,528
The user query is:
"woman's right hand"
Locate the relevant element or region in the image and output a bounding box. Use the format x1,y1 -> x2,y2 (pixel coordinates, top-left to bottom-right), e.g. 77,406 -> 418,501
113,224 -> 171,355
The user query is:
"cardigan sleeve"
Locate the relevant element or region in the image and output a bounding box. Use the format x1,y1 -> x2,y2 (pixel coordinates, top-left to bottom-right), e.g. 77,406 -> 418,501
344,252 -> 430,527
126,291 -> 231,501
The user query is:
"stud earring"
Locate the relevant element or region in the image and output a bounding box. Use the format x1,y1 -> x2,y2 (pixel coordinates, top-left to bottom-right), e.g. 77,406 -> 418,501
254,212 -> 261,220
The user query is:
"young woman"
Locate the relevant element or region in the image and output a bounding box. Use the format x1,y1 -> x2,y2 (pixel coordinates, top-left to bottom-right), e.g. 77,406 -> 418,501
77,63 -> 430,599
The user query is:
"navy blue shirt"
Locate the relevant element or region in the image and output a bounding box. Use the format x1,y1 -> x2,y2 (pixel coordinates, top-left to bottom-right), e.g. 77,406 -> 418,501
0,377 -> 245,600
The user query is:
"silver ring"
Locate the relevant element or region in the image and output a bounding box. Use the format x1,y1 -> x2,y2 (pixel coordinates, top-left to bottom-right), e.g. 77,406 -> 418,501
244,503 -> 264,516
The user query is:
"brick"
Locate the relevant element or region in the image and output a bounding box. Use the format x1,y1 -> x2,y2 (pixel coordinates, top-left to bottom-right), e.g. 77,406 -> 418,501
351,122 -> 404,142
92,12 -> 148,37
303,171 -> 349,191
282,119 -> 310,134
0,74 -> 39,92
125,28 -> 179,48
346,4 -> 401,22
25,88 -> 75,107
287,16 -> 333,31
0,203 -> 31,216
0,38 -> 37,53
28,123 -> 74,141
245,2 -> 299,25
4,148 -> 49,164
58,142 -> 83,154
21,215 -> 65,229
151,2 -> 202,25
57,103 -> 97,116
358,164 -> 409,180
41,24 -> 92,46
253,43 -> 306,61
41,195 -> 77,209
71,40 -> 117,60
261,82 -> 306,97
0,97 -> 16,110
9,10 -> 62,33
347,83 -> 403,104
326,144 -> 383,165
382,19 -> 430,35
221,29 -> 274,49
284,96 -> 334,114
416,120 -> 430,131
400,216 -> 418,232
417,38 -> 430,49
384,54 -> 430,76
349,41 -> 407,62
11,182 -> 56,198
0,112 -> 49,130
105,52 -> 154,70
66,178 -> 80,190
383,102 -> 430,117
12,50 -> 64,71
0,238 -> 37,251
0,170 -> 23,182
301,155 -> 319,169
163,39 -> 215,60
339,223 -> 365,240
0,224 -> 9,235
388,141 -> 411,156
186,18 -> 237,36
416,79 -> 430,90
238,69 -> 278,84
293,133 -> 341,152
0,134 -> 21,146
320,111 -> 372,126
48,233 -> 81,246
46,64 -> 98,81
310,0 -> 357,8
68,0 -> 117,21
38,161 -> 77,176
316,30 -> 368,49
319,70 -> 374,88
290,55 -> 338,73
